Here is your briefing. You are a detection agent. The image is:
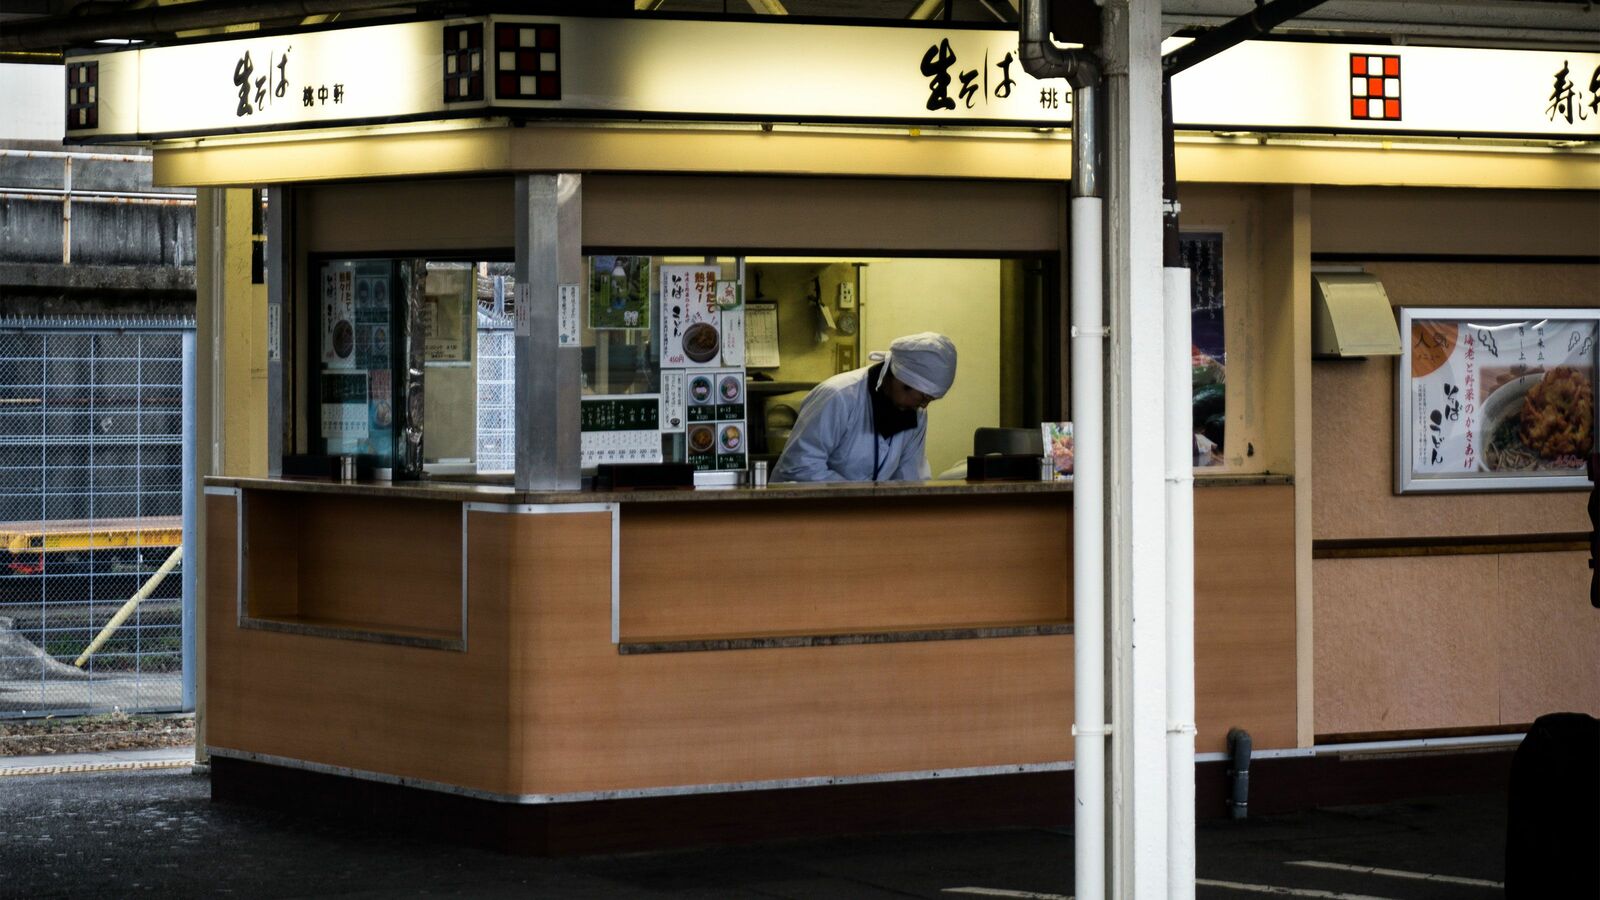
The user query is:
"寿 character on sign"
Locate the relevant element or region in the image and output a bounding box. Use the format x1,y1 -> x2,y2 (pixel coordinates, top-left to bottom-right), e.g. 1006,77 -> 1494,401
920,39 -> 956,111
1548,61 -> 1586,123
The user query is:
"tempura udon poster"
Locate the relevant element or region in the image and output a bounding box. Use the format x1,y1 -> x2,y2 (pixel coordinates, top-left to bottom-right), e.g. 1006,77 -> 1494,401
1404,312 -> 1596,489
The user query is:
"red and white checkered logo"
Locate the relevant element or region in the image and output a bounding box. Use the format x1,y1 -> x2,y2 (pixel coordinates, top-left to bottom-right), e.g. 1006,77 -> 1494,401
1350,53 -> 1401,121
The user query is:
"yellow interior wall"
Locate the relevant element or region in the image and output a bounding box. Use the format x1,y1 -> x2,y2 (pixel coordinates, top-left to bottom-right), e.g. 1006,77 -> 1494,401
860,259 -> 1002,477
206,188 -> 267,477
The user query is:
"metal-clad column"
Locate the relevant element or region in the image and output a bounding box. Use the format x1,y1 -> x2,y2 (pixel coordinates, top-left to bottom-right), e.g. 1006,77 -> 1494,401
514,174 -> 582,491
265,188 -> 291,476
180,329 -> 197,711
1102,0 -> 1171,895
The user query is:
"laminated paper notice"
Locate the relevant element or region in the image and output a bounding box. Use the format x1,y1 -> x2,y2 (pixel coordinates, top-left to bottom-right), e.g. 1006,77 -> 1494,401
717,280 -> 744,367
267,304 -> 282,363
745,303 -> 780,368
515,283 -> 531,337
558,283 -> 580,347
659,370 -> 686,433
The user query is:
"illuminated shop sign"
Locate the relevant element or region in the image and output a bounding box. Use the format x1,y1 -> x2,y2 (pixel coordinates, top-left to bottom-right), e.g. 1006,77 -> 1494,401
1168,39 -> 1600,138
66,16 -> 1600,142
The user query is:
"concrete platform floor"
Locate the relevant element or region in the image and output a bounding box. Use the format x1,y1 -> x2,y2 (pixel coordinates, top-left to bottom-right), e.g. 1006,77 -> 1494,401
0,760 -> 1510,899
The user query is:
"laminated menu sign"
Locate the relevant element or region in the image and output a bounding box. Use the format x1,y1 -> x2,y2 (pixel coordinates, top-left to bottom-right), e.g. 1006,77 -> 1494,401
659,265 -> 721,368
659,370 -> 686,432
320,371 -> 369,440
1398,308 -> 1598,493
684,369 -> 746,471
580,394 -> 664,468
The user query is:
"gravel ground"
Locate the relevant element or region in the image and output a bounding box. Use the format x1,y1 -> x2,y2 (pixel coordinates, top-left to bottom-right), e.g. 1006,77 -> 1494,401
0,713 -> 194,756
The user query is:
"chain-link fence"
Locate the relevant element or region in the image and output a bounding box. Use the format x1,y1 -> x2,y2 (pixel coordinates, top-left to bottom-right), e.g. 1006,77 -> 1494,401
476,317 -> 514,475
0,320 -> 193,718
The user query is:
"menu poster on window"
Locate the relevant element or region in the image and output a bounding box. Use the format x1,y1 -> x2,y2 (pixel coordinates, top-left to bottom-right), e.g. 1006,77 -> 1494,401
684,369 -> 746,471
589,255 -> 651,330
1400,312 -> 1597,494
322,269 -> 356,369
353,272 -> 392,368
1181,232 -> 1226,468
717,280 -> 745,367
659,265 -> 721,368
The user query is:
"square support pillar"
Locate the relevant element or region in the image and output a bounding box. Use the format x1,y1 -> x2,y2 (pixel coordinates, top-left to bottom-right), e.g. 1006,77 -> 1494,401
514,174 -> 583,491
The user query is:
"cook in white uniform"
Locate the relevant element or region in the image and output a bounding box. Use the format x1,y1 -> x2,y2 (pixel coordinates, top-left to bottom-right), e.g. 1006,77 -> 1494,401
772,332 -> 957,483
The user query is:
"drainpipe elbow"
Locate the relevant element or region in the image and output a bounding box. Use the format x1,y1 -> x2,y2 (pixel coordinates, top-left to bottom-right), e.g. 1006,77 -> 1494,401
1019,40 -> 1100,89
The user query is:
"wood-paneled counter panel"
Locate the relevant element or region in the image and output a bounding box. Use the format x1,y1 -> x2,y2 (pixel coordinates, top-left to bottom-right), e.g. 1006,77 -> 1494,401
619,495 -> 1072,642
204,482 -> 1297,799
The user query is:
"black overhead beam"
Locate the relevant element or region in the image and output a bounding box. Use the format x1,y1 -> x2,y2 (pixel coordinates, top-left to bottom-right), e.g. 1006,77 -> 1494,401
0,0 -> 415,53
1162,0 -> 1332,77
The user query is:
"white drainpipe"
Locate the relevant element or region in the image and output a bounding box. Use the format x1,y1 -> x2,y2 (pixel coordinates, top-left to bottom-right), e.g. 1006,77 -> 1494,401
1070,186 -> 1106,900
1019,2 -> 1106,896
1164,264 -> 1197,897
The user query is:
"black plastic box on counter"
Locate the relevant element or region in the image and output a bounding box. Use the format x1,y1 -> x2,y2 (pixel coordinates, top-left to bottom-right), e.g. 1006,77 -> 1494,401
966,454 -> 1043,482
594,462 -> 697,490
282,453 -> 380,481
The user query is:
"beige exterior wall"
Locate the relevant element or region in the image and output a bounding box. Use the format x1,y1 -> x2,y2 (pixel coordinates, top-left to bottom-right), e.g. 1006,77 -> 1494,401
1308,187 -> 1600,737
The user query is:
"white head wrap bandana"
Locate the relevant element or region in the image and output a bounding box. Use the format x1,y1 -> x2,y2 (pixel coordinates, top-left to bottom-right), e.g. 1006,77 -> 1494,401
883,332 -> 958,399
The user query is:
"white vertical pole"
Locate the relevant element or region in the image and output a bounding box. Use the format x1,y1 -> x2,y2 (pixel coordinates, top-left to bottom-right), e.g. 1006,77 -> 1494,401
1101,0 -> 1170,896
1164,265 -> 1197,899
1071,192 -> 1106,900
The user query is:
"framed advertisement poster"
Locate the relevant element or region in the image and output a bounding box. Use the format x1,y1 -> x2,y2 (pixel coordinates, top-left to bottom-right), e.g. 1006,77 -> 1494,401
1396,308 -> 1597,493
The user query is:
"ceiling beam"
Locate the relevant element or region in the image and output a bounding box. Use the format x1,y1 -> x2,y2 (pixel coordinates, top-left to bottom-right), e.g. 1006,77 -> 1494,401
1164,0 -> 1600,50
0,0 -> 416,52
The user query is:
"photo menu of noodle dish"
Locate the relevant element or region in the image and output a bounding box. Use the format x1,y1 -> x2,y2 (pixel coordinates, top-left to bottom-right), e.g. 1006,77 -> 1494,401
1397,308 -> 1598,493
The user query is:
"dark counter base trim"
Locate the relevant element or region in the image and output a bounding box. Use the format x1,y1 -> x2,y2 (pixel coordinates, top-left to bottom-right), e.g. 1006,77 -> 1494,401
207,746 -> 1071,805
619,622 -> 1073,655
210,755 -> 1075,855
1314,532 -> 1589,559
209,747 -> 1515,855
238,616 -> 466,652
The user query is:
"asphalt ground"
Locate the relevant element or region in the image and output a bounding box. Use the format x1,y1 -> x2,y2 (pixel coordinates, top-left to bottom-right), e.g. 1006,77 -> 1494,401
0,759 -> 1510,900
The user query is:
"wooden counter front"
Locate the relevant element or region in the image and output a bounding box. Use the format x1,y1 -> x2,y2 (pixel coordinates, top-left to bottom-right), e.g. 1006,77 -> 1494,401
204,478 -> 1294,802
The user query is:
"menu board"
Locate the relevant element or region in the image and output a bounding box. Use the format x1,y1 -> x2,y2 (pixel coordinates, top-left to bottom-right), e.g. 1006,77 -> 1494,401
580,395 -> 664,468
319,259 -> 396,465
1397,308 -> 1598,493
682,369 -> 747,472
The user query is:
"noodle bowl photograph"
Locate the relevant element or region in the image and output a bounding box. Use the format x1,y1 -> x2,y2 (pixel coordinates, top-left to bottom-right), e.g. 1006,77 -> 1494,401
1479,366 -> 1595,473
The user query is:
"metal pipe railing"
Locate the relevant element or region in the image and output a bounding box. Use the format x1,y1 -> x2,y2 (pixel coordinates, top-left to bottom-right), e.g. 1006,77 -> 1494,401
0,151 -> 193,264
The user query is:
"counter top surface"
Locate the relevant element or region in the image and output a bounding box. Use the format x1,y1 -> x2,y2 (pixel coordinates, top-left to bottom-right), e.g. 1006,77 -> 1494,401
205,475 -> 1076,504
205,473 -> 1290,504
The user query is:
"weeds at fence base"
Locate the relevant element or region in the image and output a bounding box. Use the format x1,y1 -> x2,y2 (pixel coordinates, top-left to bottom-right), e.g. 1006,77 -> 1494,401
0,711 -> 193,756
